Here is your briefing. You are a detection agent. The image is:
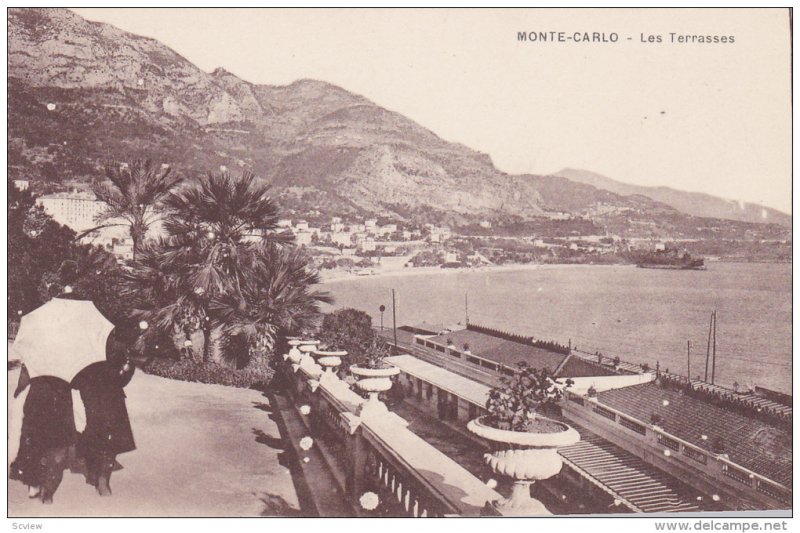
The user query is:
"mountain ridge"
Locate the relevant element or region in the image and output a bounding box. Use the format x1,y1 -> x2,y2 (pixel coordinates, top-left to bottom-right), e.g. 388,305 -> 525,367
553,168 -> 790,227
7,7 -> 791,232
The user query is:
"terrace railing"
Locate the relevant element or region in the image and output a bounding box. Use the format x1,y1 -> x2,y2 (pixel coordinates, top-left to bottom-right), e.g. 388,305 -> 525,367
561,389 -> 792,510
284,356 -> 503,517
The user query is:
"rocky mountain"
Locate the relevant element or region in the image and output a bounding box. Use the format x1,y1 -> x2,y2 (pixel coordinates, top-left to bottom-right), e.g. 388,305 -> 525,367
7,8 -> 790,235
554,168 -> 791,227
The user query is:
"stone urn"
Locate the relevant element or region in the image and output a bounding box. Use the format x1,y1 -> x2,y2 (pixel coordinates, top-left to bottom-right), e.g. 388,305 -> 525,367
314,350 -> 346,373
467,415 -> 580,515
284,339 -> 304,364
350,364 -> 400,417
291,340 -> 320,370
314,350 -> 347,384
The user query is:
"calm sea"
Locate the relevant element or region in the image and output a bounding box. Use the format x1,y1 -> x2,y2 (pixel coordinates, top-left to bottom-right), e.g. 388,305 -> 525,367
321,262 -> 792,395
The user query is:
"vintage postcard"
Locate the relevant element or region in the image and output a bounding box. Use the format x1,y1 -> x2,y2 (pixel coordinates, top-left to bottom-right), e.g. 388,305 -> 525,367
6,6 -> 792,528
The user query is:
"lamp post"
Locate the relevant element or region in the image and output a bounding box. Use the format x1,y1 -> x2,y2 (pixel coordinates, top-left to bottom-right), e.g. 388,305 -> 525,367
379,305 -> 385,331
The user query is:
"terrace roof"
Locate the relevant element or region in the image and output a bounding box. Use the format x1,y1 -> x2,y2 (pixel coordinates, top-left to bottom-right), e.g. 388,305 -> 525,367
385,354 -> 490,407
597,383 -> 792,487
427,329 -> 569,373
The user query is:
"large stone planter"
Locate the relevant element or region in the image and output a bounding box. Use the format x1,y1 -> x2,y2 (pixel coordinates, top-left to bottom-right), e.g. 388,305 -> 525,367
467,415 -> 580,515
284,339 -> 303,364
350,364 -> 400,417
314,350 -> 347,373
313,350 -> 347,385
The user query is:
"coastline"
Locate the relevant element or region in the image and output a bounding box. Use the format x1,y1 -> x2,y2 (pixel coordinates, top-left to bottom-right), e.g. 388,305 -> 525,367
318,261 -> 629,285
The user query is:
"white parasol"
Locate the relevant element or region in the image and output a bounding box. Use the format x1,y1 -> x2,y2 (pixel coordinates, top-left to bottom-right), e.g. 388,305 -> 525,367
11,298 -> 114,382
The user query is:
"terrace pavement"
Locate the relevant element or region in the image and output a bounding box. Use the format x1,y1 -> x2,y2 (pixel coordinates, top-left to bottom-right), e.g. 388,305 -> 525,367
8,367 -> 300,517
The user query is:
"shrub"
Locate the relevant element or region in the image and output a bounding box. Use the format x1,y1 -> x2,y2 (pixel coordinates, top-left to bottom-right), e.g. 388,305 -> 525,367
142,357 -> 274,390
317,308 -> 376,366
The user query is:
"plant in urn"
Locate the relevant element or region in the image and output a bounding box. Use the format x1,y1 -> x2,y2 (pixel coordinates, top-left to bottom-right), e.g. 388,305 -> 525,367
467,363 -> 578,515
350,339 -> 398,417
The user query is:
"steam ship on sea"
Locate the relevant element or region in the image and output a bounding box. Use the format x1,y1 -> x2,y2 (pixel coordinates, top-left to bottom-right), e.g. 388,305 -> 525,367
635,248 -> 706,270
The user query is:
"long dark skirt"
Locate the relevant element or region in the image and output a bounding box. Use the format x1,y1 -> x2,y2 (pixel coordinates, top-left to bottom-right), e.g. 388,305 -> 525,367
10,376 -> 77,488
72,361 -> 136,484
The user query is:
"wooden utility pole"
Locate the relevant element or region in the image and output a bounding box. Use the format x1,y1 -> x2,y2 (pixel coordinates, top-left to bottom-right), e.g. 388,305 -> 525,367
465,291 -> 469,325
704,311 -> 713,382
711,310 -> 717,384
687,340 -> 691,380
392,289 -> 398,348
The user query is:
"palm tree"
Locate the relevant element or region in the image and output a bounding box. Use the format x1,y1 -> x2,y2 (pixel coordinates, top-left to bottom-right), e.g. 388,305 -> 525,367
91,159 -> 183,261
211,243 -> 332,367
131,170 -> 317,363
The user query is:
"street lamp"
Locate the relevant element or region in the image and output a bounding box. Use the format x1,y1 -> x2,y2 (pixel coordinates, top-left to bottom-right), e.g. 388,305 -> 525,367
379,305 -> 386,331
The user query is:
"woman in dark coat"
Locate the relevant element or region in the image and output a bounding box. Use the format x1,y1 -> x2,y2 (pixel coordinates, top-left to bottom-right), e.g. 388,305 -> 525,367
10,365 -> 78,503
71,336 -> 136,496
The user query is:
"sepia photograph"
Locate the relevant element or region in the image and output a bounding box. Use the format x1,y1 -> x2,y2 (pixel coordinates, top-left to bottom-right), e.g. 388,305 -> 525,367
5,5 -> 793,526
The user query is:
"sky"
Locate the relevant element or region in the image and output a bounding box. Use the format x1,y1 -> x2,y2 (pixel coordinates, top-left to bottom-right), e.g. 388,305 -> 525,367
73,8 -> 792,213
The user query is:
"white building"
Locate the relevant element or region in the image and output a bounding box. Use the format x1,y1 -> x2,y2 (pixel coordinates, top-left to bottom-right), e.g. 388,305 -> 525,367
378,223 -> 397,236
332,231 -> 353,247
13,179 -> 29,191
359,238 -> 376,252
38,191 -> 105,233
295,231 -> 313,246
112,237 -> 134,261
295,220 -> 309,231
277,219 -> 292,228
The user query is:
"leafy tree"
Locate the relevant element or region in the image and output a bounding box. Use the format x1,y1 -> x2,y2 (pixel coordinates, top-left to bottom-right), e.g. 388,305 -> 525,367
91,159 -> 183,261
317,308 -> 377,367
8,182 -> 79,317
7,182 -> 133,335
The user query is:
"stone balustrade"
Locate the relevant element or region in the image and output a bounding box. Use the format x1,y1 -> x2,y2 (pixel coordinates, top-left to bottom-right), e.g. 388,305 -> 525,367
282,354 -> 504,516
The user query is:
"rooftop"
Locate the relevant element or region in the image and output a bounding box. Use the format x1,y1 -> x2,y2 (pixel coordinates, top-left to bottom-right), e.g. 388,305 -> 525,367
597,383 -> 792,487
386,354 -> 489,407
427,329 -> 568,374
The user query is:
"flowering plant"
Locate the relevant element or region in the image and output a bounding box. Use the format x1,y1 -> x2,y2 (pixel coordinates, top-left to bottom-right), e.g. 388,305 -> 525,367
359,338 -> 392,369
299,436 -> 314,451
485,362 -> 572,431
